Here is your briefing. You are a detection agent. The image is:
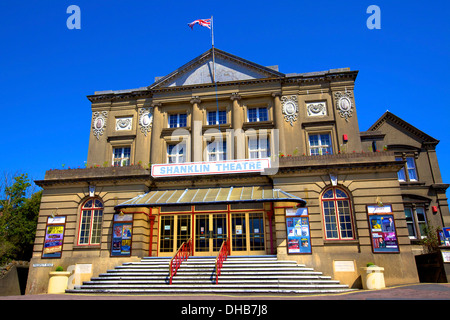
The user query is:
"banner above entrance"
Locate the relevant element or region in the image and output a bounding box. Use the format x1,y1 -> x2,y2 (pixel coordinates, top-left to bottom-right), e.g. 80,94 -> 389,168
151,158 -> 271,178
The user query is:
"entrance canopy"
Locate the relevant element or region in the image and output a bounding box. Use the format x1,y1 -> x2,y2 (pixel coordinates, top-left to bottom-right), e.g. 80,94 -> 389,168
116,186 -> 306,209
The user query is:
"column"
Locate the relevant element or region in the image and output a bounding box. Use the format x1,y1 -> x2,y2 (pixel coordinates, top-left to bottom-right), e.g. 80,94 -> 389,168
150,102 -> 162,165
272,92 -> 286,155
231,93 -> 244,159
190,96 -> 202,162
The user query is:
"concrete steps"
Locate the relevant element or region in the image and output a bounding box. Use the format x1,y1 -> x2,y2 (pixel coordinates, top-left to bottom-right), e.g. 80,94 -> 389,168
66,255 -> 355,295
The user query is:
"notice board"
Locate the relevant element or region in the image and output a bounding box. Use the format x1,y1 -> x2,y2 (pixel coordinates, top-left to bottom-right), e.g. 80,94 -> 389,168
111,213 -> 133,257
367,205 -> 399,253
42,216 -> 66,258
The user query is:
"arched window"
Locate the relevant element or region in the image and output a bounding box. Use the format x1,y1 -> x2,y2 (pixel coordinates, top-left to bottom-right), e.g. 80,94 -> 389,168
78,198 -> 103,245
321,187 -> 355,240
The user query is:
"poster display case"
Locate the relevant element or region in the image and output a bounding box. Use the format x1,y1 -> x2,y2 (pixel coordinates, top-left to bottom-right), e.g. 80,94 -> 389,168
367,205 -> 399,253
111,213 -> 133,257
42,216 -> 66,258
286,207 -> 311,254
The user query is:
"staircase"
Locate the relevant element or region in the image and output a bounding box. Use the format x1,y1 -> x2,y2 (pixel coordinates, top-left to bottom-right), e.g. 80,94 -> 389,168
66,255 -> 354,295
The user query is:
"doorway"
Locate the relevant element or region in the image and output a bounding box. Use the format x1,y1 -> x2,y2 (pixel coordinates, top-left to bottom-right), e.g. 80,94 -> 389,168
158,211 -> 266,256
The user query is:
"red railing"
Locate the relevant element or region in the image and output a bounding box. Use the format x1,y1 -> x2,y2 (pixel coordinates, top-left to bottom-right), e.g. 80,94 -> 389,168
215,238 -> 230,284
169,238 -> 193,284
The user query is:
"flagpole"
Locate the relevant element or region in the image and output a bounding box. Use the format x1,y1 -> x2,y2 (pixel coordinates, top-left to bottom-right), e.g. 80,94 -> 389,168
211,15 -> 215,83
211,15 -> 220,131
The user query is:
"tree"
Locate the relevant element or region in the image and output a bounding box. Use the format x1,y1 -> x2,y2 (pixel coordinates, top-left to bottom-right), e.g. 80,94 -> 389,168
0,173 -> 42,265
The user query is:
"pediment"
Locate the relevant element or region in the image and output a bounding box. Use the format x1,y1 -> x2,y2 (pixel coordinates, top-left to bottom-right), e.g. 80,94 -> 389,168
149,48 -> 284,89
369,111 -> 439,146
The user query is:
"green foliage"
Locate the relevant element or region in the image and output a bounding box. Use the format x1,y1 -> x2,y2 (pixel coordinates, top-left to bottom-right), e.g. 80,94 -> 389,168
419,225 -> 442,254
0,173 -> 42,265
55,266 -> 64,272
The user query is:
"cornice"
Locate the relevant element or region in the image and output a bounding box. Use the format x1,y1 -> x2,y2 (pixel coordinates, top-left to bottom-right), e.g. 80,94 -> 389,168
86,70 -> 357,103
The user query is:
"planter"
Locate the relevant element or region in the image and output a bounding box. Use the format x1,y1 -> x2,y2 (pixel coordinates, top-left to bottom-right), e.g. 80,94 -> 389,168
48,271 -> 71,294
361,266 -> 385,290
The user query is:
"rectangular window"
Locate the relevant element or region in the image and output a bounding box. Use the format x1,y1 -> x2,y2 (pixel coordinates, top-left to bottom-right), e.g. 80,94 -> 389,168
406,157 -> 418,181
247,107 -> 268,122
309,134 -> 332,155
416,206 -> 427,237
207,110 -> 227,125
404,207 -> 416,238
396,156 -> 418,182
396,157 -> 406,181
248,136 -> 270,159
404,205 -> 428,239
207,140 -> 226,161
169,113 -> 187,128
113,147 -> 131,167
167,143 -> 186,164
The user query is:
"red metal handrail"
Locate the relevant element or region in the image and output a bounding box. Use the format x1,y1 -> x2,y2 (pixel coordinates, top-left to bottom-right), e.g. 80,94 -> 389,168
215,238 -> 230,284
169,237 -> 193,284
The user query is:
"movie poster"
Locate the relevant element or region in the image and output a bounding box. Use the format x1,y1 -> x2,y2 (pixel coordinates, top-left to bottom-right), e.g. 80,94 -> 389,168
111,214 -> 133,257
367,206 -> 399,253
42,216 -> 66,258
440,227 -> 450,246
286,208 -> 311,254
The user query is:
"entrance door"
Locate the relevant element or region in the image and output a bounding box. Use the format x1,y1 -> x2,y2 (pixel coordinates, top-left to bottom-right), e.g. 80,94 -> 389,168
194,213 -> 227,256
158,212 -> 265,257
231,212 -> 265,255
158,215 -> 191,257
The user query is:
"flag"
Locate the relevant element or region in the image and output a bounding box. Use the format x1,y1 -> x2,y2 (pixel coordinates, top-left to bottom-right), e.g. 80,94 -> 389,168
188,18 -> 211,30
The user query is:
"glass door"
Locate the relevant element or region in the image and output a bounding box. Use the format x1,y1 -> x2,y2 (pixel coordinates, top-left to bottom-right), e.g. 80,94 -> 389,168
159,215 -> 174,254
176,215 -> 191,249
195,214 -> 210,253
194,213 -> 228,255
212,214 -> 227,251
230,212 -> 266,255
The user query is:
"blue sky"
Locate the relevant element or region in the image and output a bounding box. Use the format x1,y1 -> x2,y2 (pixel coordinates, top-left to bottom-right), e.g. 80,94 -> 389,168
0,1 -> 449,194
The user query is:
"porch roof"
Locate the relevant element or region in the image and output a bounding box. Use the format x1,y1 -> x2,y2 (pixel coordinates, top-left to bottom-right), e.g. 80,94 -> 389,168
115,186 -> 306,209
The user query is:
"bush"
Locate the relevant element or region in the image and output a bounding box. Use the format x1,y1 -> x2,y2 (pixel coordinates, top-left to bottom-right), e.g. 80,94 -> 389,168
55,266 -> 64,272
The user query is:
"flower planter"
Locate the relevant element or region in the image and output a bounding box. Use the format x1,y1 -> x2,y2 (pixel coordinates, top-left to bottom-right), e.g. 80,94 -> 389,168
361,266 -> 385,290
48,271 -> 71,294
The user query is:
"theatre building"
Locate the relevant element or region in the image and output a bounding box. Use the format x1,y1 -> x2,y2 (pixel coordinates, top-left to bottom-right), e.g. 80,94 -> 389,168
26,49 -> 449,294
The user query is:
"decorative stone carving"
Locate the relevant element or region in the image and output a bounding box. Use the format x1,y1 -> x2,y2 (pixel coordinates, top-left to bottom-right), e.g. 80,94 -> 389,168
334,91 -> 353,122
281,95 -> 298,126
92,111 -> 108,140
190,96 -> 201,105
139,107 -> 153,136
115,117 -> 132,131
230,92 -> 241,101
306,101 -> 327,117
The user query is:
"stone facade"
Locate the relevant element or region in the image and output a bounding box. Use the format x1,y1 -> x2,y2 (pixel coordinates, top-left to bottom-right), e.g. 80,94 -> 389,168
26,48 -> 448,294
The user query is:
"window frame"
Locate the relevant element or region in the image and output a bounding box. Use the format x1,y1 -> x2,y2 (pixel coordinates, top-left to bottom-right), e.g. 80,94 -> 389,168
404,205 -> 428,239
396,155 -> 419,182
248,135 -> 271,159
206,139 -> 227,161
247,107 -> 269,122
321,187 -> 355,240
168,113 -> 187,128
308,133 -> 333,156
77,198 -> 104,246
167,142 -> 186,164
207,110 -> 227,126
113,146 -> 131,167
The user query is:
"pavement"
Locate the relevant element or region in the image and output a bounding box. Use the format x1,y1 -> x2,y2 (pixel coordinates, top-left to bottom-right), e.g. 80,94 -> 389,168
1,283 -> 450,300
2,284 -> 448,318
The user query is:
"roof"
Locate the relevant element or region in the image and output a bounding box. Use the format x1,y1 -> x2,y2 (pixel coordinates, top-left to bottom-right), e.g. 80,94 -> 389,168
88,48 -> 356,100
369,111 -> 439,144
116,186 -> 306,209
148,48 -> 285,89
